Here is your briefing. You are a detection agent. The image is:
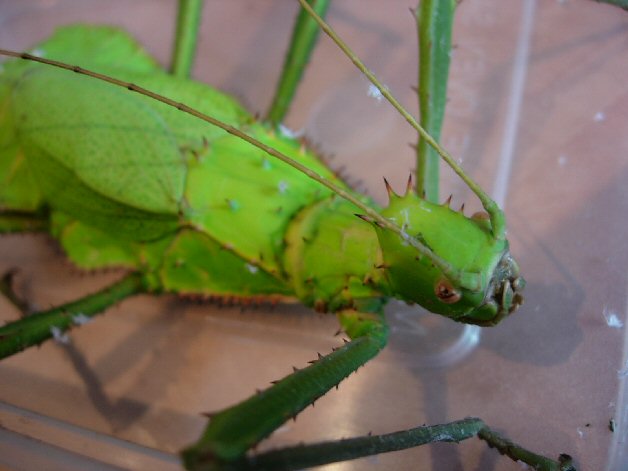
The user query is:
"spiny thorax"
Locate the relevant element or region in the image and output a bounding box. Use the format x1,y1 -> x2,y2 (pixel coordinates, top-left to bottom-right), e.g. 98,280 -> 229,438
282,196 -> 390,314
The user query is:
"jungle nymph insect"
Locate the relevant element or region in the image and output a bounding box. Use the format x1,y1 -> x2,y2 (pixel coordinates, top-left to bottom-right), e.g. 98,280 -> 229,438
0,1 -> 575,470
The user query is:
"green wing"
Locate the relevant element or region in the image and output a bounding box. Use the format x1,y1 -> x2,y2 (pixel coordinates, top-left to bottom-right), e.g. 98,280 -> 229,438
15,70 -> 187,214
4,26 -> 250,240
0,25 -> 159,213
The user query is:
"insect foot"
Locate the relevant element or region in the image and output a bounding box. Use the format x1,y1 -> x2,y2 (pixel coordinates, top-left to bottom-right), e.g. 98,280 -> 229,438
374,191 -> 524,326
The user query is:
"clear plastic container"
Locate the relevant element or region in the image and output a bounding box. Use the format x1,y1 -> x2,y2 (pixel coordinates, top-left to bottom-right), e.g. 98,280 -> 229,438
0,1 -> 626,470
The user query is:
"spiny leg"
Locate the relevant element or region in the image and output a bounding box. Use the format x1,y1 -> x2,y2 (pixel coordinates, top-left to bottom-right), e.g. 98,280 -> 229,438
0,263 -> 162,440
414,0 -> 456,203
225,420 -> 576,471
266,0 -> 331,127
232,418 -> 484,470
170,0 -> 204,79
0,272 -> 147,359
477,428 -> 576,471
180,309 -> 389,469
180,304 -> 576,471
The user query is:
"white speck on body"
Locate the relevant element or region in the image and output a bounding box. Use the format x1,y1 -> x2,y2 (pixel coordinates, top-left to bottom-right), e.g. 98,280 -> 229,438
367,83 -> 384,102
593,111 -> 606,122
399,227 -> 411,246
576,427 -> 585,439
278,181 -> 288,194
72,313 -> 91,326
278,124 -> 303,139
50,326 -> 70,344
29,48 -> 45,57
603,306 -> 623,329
245,263 -> 258,274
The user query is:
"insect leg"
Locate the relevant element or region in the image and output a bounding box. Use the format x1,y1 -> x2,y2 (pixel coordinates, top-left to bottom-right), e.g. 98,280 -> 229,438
228,418 -> 484,470
218,419 -> 575,471
415,0 -> 456,202
0,272 -> 146,359
266,0 -> 331,126
170,0 -> 204,79
180,309 -> 389,468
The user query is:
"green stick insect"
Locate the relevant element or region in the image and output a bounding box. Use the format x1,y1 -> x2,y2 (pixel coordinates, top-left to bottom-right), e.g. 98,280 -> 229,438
0,1 -> 585,470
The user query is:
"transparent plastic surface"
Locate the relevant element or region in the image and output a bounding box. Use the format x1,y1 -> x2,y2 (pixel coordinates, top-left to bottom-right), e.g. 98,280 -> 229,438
0,1 -> 626,470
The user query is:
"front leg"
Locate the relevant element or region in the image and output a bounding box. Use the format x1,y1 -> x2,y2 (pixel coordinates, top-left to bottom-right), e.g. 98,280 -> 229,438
181,307 -> 576,471
181,309 -> 389,469
0,272 -> 147,358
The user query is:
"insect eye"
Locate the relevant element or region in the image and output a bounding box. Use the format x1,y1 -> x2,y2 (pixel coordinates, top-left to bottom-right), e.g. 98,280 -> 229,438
434,278 -> 461,304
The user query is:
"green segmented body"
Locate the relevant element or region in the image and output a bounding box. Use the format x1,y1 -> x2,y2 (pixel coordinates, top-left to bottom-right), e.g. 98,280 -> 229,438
0,26 -> 522,326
